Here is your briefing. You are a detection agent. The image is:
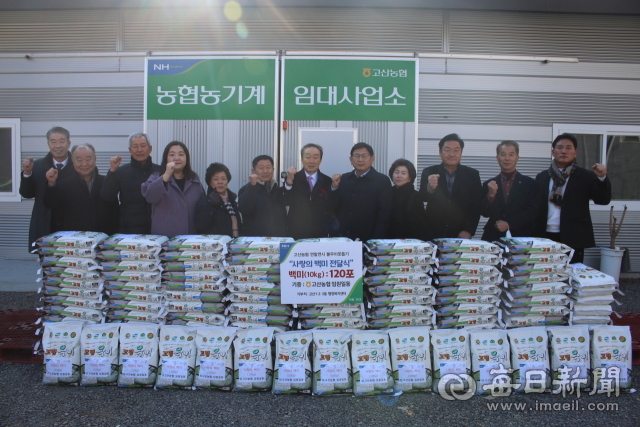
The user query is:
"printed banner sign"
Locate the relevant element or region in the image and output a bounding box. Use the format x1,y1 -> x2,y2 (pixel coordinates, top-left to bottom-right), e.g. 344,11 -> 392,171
280,241 -> 363,304
283,58 -> 416,121
146,58 -> 276,120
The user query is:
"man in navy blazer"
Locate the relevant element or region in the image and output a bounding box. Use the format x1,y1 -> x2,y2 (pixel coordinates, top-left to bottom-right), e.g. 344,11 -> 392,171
282,143 -> 334,239
533,133 -> 611,263
418,133 -> 482,241
480,140 -> 539,241
329,142 -> 392,242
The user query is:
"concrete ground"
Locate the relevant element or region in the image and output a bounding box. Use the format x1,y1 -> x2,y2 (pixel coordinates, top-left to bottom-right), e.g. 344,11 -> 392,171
0,258 -> 41,292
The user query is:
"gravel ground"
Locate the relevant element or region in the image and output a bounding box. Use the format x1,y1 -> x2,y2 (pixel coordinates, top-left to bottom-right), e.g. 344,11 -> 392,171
1,281 -> 639,427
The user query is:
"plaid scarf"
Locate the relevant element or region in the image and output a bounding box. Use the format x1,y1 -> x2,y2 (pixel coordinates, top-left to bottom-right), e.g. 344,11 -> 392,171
548,158 -> 576,207
219,192 -> 239,238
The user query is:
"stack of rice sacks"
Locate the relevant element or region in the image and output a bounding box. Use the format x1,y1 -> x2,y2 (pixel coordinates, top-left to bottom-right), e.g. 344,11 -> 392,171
567,263 -> 620,325
99,234 -> 168,324
364,239 -> 437,329
498,237 -> 573,328
295,238 -> 366,330
433,239 -> 503,330
36,231 -> 108,324
225,237 -> 295,330
159,235 -> 231,327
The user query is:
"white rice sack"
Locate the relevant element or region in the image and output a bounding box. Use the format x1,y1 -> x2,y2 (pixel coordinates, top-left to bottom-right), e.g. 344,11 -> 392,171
118,323 -> 159,387
164,234 -> 232,251
36,231 -> 81,246
80,324 -> 120,386
102,234 -> 169,252
101,260 -> 161,272
368,317 -> 434,329
572,304 -> 613,316
227,303 -> 293,316
438,264 -> 502,276
194,327 -> 238,390
163,271 -> 223,282
226,282 -> 281,294
509,263 -> 569,276
225,264 -> 280,274
227,293 -> 282,304
166,281 -> 226,292
509,294 -> 571,307
437,284 -> 502,297
507,273 -> 570,286
312,329 -> 354,395
273,331 -> 313,394
437,315 -> 500,329
506,253 -> 571,266
569,269 -> 618,288
436,294 -> 501,306
504,315 -> 566,328
389,327 -> 432,393
368,284 -> 436,297
301,318 -> 365,329
51,231 -> 108,249
430,330 -> 471,393
41,286 -> 102,299
372,295 -> 433,306
98,250 -> 159,261
500,237 -> 573,254
299,306 -> 364,319
434,238 -> 502,254
119,291 -> 164,303
40,247 -> 97,258
164,261 -> 224,271
228,237 -> 294,254
61,297 -> 106,310
373,254 -> 436,266
506,306 -> 571,317
162,251 -> 224,262
57,279 -> 102,290
369,305 -> 433,318
233,327 -> 279,391
438,274 -> 503,286
572,315 -> 613,325
42,321 -> 83,385
59,306 -> 105,323
591,325 -> 632,390
56,257 -> 100,270
228,313 -> 290,327
155,325 -> 197,389
105,281 -> 164,293
437,304 -> 499,317
548,326 -> 591,390
177,313 -> 226,326
367,264 -> 430,275
507,282 -> 571,297
103,271 -> 161,282
470,329 -> 511,395
508,326 -> 551,391
351,331 -> 394,396
366,239 -> 435,255
438,253 -> 502,265
226,254 -> 281,264
60,268 -> 102,280
365,274 -> 432,286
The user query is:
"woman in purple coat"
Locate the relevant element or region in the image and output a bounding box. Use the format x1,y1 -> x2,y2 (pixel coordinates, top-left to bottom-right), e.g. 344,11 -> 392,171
141,141 -> 204,238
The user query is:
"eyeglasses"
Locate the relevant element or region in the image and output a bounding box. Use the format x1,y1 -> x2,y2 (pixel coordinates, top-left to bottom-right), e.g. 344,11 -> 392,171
352,154 -> 371,160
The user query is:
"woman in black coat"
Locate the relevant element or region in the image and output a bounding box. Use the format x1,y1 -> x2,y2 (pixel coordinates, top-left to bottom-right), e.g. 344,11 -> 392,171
387,159 -> 425,240
195,163 -> 243,237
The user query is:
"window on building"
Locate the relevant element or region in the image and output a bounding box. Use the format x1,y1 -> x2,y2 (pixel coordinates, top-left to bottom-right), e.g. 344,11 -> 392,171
0,119 -> 21,202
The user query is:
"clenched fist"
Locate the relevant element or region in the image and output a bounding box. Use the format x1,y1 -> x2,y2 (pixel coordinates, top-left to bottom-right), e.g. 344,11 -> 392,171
332,173 -> 342,189
110,155 -> 122,172
22,157 -> 34,176
249,174 -> 258,186
592,163 -> 607,178
46,167 -> 58,186
163,162 -> 175,182
427,174 -> 440,192
286,167 -> 296,186
487,180 -> 498,198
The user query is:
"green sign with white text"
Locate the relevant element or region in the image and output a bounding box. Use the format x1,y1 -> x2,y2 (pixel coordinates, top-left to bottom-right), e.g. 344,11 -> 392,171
146,58 -> 276,120
283,58 -> 416,121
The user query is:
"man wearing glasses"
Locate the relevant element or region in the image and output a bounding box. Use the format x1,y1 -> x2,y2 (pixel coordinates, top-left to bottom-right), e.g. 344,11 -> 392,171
418,133 -> 482,241
329,142 -> 392,242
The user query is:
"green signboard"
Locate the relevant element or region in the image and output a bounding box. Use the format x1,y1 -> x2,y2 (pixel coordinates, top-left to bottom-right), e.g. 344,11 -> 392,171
283,58 -> 416,122
146,58 -> 276,120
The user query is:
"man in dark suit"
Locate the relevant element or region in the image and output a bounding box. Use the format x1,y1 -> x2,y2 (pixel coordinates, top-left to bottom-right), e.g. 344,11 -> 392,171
418,133 -> 482,241
480,140 -> 539,241
533,133 -> 611,263
19,126 -> 75,251
329,142 -> 392,242
100,132 -> 160,234
238,155 -> 287,236
282,143 -> 333,239
43,144 -> 119,235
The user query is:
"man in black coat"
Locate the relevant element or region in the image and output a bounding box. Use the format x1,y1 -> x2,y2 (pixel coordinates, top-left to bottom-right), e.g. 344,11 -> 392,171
329,142 -> 392,242
19,126 -> 75,251
418,133 -> 482,241
481,140 -> 539,241
43,144 -> 119,235
282,143 -> 333,239
533,133 -> 611,263
100,132 -> 159,234
238,155 -> 287,236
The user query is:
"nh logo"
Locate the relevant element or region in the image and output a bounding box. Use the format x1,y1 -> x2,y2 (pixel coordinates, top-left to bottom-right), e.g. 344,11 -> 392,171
154,64 -> 169,70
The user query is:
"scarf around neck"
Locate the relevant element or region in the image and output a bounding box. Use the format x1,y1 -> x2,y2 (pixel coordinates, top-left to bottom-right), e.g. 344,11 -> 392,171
219,191 -> 239,238
548,158 -> 577,207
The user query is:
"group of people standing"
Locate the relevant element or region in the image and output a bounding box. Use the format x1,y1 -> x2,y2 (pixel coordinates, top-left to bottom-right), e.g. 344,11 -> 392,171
21,127 -> 611,264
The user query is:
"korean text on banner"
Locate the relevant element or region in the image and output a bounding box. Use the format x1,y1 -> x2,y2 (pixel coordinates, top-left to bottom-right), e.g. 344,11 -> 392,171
280,241 -> 363,304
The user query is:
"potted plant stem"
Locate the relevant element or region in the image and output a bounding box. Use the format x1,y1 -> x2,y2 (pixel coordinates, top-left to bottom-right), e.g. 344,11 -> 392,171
600,205 -> 627,282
